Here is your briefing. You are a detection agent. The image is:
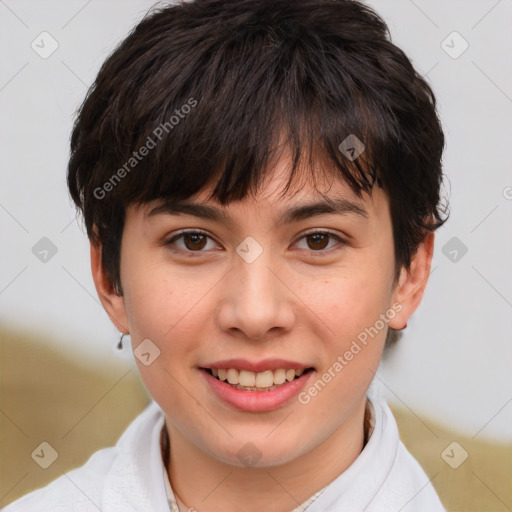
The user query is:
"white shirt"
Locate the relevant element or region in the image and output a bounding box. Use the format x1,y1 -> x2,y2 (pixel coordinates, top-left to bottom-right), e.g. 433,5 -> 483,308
2,397 -> 446,512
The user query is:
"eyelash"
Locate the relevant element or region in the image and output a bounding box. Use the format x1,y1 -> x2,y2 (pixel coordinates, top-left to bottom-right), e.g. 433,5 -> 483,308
164,229 -> 346,257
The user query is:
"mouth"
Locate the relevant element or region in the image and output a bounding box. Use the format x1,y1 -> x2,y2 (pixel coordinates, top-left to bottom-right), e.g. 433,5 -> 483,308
201,367 -> 315,392
199,358 -> 316,411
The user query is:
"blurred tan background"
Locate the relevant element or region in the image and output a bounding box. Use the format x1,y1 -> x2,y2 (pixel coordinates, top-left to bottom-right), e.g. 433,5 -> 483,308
1,327 -> 511,511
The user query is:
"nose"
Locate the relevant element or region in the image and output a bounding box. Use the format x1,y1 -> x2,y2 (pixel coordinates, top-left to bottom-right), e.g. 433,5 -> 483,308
216,249 -> 296,341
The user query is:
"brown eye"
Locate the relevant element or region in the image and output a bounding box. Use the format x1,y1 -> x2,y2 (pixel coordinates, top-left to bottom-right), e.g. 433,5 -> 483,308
183,233 -> 207,251
294,231 -> 345,254
165,230 -> 218,253
306,233 -> 330,250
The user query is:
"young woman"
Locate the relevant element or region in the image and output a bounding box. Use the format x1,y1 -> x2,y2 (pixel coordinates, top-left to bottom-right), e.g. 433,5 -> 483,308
5,0 -> 447,510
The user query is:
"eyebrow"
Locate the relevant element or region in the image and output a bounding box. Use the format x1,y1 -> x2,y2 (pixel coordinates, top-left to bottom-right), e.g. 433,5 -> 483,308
147,195 -> 368,225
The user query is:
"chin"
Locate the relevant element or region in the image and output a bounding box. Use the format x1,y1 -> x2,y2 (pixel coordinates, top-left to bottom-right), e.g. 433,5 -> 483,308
209,436 -> 306,469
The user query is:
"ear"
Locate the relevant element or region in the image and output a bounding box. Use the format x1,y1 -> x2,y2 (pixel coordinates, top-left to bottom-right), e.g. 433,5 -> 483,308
389,232 -> 435,329
90,239 -> 129,333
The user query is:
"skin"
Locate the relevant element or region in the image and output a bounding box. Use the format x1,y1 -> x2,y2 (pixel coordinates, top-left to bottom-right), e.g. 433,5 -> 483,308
91,151 -> 434,512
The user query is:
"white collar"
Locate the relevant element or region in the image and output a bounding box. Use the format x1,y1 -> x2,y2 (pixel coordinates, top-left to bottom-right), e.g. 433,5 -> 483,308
105,394 -> 442,512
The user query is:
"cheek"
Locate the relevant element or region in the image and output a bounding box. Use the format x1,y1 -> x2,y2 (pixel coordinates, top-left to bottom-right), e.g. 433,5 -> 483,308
313,270 -> 392,340
122,257 -> 207,340
123,272 -> 204,411
298,278 -> 388,423
303,266 -> 393,402
121,260 -> 219,388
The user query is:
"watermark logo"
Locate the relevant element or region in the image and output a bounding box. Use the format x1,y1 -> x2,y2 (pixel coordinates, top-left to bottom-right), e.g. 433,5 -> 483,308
441,31 -> 469,59
441,441 -> 469,469
134,338 -> 161,366
93,98 -> 198,200
298,302 -> 403,405
32,237 -> 58,263
31,32 -> 59,59
442,236 -> 468,263
236,236 -> 263,264
236,442 -> 262,467
338,134 -> 365,161
31,442 -> 58,469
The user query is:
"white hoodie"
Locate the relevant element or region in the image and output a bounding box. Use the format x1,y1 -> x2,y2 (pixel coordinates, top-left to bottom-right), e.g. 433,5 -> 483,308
2,397 -> 446,512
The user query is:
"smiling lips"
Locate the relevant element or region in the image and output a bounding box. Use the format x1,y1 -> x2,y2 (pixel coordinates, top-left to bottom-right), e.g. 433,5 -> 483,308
201,364 -> 314,412
202,358 -> 314,393
208,367 -> 307,391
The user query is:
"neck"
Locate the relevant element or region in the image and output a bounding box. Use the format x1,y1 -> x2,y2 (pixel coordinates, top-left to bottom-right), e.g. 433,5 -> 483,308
163,398 -> 369,512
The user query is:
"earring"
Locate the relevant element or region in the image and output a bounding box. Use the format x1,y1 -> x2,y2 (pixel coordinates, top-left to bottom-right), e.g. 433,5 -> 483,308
118,332 -> 128,350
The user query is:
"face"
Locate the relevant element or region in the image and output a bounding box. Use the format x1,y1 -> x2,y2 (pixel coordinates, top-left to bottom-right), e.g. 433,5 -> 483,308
92,152 -> 433,469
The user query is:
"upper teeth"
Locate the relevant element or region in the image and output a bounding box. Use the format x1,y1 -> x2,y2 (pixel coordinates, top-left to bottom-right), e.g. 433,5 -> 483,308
212,368 -> 305,388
